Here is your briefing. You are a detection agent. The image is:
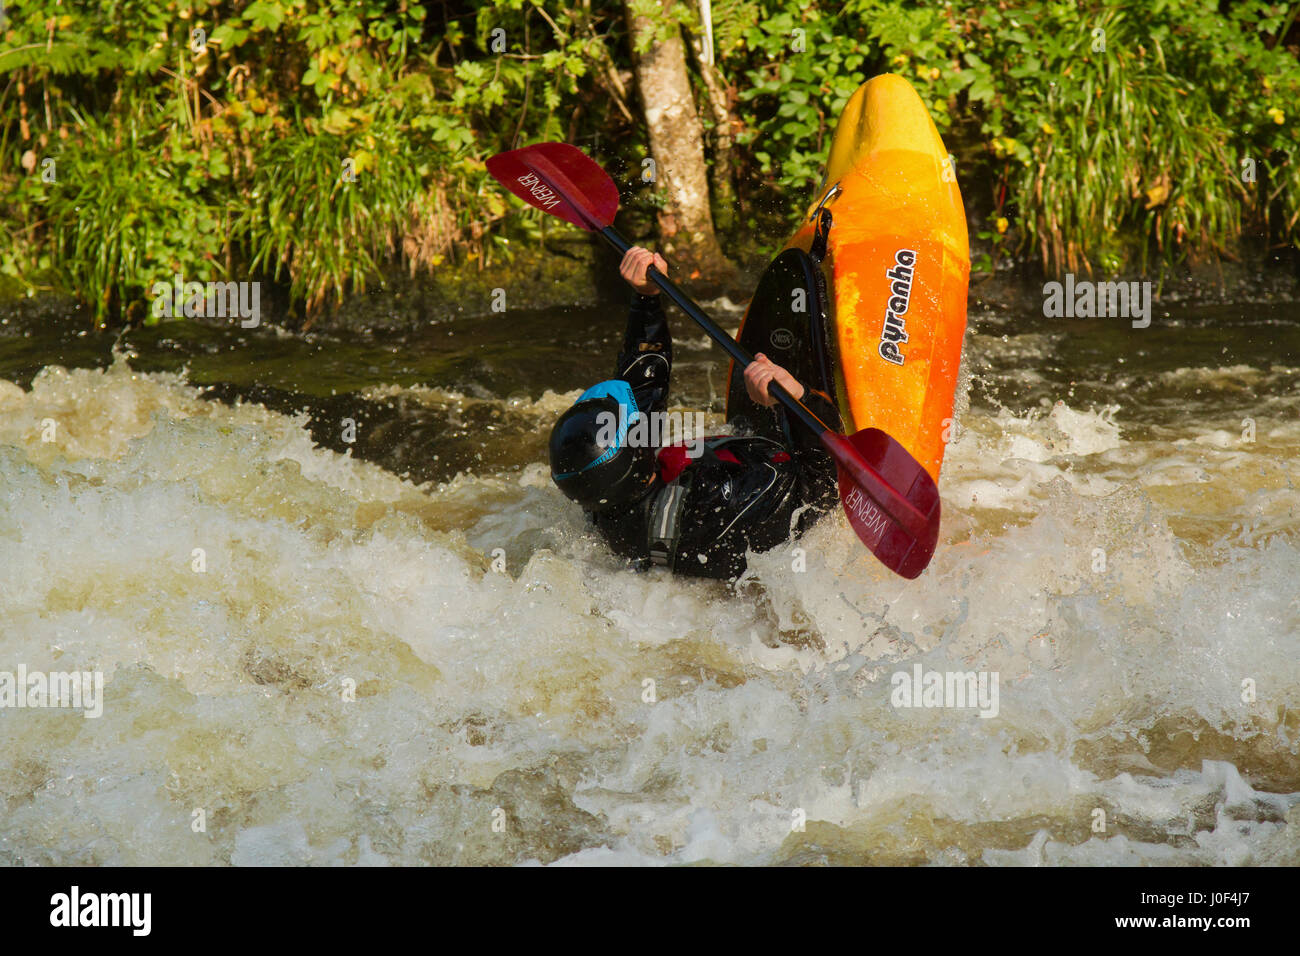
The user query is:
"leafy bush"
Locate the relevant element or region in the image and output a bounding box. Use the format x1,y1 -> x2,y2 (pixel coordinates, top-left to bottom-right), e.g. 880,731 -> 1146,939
0,0 -> 621,323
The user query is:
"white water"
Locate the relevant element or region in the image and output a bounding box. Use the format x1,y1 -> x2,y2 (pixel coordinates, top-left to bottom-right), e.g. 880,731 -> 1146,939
1,351 -> 1298,865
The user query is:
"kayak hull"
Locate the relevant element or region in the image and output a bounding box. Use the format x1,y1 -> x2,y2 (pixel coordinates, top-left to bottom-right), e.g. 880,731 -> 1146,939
730,74 -> 970,484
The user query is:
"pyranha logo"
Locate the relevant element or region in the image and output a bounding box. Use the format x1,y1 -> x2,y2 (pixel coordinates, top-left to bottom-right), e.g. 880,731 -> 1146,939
879,248 -> 916,365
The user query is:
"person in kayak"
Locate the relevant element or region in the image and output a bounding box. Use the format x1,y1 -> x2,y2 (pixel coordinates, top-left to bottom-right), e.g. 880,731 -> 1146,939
548,246 -> 840,579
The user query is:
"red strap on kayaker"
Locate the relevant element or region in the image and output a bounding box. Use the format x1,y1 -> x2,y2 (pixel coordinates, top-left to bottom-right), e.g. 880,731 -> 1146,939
656,437 -> 746,483
657,444 -> 691,484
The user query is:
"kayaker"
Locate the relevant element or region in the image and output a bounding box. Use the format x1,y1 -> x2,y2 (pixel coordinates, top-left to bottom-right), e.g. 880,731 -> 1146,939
548,246 -> 839,579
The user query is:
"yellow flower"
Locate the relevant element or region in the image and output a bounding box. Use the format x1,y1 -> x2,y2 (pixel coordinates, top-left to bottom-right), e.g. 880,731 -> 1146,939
1144,181 -> 1170,209
992,136 -> 1021,158
1040,121 -> 1056,135
995,217 -> 1009,234
1267,107 -> 1284,125
930,67 -> 941,80
348,150 -> 372,175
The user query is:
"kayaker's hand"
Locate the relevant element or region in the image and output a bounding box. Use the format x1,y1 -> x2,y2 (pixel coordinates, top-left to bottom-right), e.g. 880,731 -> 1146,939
745,353 -> 805,407
620,246 -> 668,295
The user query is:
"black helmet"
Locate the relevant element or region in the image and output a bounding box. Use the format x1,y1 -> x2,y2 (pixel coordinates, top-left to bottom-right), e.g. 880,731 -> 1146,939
550,379 -> 657,510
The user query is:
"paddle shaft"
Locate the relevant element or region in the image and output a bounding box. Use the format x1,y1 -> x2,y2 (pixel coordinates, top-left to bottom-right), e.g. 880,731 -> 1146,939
599,226 -> 830,440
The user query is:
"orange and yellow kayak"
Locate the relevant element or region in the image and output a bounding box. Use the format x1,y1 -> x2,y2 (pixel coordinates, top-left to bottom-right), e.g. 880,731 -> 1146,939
728,74 -> 969,484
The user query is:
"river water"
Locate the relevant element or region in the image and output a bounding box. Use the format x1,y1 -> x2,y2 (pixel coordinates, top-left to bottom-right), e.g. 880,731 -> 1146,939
1,291 -> 1298,865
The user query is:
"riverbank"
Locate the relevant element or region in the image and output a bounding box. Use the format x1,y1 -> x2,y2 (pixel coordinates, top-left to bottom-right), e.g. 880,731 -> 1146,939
9,240 -> 1295,339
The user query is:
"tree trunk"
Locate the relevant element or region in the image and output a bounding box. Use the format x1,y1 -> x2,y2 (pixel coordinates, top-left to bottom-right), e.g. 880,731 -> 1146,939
624,0 -> 733,285
688,1 -> 738,234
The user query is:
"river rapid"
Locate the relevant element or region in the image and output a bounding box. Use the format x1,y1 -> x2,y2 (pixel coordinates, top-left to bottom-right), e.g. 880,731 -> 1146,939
1,291 -> 1298,866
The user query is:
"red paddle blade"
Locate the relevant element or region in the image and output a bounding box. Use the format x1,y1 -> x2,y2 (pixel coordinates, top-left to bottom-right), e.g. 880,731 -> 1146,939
823,428 -> 941,579
485,142 -> 619,232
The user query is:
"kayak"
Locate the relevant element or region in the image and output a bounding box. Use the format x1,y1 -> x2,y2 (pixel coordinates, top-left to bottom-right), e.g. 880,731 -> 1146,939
726,73 -> 970,484
490,132 -> 946,577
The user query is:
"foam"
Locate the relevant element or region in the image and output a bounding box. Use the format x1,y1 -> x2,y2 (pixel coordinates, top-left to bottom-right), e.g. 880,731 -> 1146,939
1,359 -> 1297,866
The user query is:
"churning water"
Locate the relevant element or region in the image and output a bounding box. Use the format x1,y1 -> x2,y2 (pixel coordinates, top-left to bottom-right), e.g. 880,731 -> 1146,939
1,296 -> 1298,865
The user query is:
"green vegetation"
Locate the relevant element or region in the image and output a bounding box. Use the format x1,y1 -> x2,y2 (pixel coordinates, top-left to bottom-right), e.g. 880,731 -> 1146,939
1,0 -> 1298,326
733,0 -> 1300,275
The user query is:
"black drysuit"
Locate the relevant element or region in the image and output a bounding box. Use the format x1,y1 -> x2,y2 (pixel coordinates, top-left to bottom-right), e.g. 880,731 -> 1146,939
588,292 -> 839,579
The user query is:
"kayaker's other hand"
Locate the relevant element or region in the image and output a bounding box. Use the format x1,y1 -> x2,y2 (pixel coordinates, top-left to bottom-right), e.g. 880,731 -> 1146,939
745,353 -> 805,407
620,246 -> 668,295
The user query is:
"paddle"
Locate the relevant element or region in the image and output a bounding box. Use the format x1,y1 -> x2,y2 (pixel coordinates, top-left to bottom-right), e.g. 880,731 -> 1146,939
486,142 -> 940,579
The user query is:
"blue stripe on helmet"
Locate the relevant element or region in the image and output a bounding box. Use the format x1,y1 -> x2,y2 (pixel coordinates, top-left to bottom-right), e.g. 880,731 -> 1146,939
553,379 -> 643,479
